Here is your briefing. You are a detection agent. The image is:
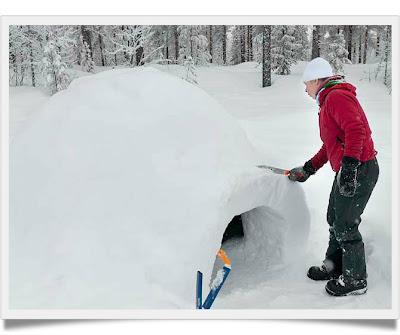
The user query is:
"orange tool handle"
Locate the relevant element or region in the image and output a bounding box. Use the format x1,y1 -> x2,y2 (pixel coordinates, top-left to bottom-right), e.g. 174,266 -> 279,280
217,249 -> 231,267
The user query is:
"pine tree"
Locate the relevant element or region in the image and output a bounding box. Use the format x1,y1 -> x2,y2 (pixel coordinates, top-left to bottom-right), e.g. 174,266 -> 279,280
208,25 -> 213,63
80,36 -> 95,73
240,26 -> 246,63
322,31 -> 349,74
383,25 -> 391,91
9,25 -> 28,86
363,26 -> 369,64
9,25 -> 45,86
262,25 -> 272,87
271,25 -> 300,75
183,56 -> 197,84
247,25 -> 253,61
358,27 -> 363,64
178,26 -> 210,66
230,26 -> 242,65
344,25 -> 353,63
222,25 -> 227,64
41,34 -> 71,95
174,25 -> 179,62
311,25 -> 321,59
293,25 -> 309,61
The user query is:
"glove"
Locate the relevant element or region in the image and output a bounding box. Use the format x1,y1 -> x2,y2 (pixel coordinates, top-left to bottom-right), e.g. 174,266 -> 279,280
337,156 -> 361,197
288,160 -> 316,182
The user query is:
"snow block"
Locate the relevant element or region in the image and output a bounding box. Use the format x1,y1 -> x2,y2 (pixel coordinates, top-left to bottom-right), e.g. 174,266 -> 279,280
10,67 -> 310,309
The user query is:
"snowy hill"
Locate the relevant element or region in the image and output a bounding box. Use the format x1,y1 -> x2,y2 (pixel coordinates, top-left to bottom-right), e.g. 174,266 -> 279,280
9,67 -> 310,309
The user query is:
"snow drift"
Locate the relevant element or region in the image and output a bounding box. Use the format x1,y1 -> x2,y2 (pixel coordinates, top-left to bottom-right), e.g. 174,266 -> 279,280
10,67 -> 310,309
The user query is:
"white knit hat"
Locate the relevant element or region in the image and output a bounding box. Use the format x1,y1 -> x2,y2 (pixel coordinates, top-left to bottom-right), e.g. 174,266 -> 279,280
302,57 -> 333,83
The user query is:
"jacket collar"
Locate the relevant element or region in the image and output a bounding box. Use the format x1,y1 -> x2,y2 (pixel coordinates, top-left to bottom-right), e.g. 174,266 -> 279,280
316,75 -> 349,107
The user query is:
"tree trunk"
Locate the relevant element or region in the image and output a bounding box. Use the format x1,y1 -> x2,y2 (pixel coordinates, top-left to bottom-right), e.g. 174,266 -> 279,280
9,40 -> 17,85
346,25 -> 353,63
136,45 -> 144,66
358,28 -> 362,63
363,26 -> 368,64
190,26 -> 193,58
376,33 -> 380,57
384,25 -> 391,86
98,33 -> 106,66
222,25 -> 227,65
262,25 -> 272,87
174,26 -> 179,62
311,25 -> 320,59
121,26 -> 129,62
208,25 -> 213,63
247,25 -> 253,61
240,26 -> 246,63
113,31 -> 118,65
165,27 -> 169,60
27,26 -> 36,87
19,49 -> 25,86
81,25 -> 93,58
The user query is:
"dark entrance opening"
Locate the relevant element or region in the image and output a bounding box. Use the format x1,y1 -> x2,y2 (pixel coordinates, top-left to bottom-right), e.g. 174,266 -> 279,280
221,215 -> 244,244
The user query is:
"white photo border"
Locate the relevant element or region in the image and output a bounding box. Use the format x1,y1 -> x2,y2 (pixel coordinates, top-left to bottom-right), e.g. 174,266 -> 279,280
1,15 -> 399,320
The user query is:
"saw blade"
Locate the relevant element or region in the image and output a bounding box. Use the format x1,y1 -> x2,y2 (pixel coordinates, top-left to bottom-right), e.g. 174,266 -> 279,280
257,165 -> 290,176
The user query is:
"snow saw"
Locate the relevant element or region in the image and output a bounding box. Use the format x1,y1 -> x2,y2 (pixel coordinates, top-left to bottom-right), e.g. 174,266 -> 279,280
257,165 -> 290,176
196,248 -> 231,309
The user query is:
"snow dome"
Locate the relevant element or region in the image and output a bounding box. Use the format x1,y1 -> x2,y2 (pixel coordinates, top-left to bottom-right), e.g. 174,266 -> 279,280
10,67 -> 310,309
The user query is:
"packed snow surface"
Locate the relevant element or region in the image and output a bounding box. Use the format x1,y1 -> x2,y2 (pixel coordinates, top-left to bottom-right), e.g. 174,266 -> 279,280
10,67 -> 310,309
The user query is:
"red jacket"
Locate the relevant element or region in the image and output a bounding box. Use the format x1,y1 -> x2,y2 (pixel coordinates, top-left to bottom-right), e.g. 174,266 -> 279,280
310,83 -> 377,172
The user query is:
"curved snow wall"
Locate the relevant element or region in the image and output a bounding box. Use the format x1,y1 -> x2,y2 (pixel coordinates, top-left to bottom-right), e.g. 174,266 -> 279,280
217,170 -> 310,268
10,67 -> 310,309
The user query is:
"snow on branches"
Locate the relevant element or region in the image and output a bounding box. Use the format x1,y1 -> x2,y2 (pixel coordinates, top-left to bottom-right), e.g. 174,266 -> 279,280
322,31 -> 350,74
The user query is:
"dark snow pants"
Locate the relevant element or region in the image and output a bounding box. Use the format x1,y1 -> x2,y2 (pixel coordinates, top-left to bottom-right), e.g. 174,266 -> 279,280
325,158 -> 379,283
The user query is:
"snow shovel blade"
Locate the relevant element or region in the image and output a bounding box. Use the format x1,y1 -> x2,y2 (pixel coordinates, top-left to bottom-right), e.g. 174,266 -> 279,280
257,165 -> 290,176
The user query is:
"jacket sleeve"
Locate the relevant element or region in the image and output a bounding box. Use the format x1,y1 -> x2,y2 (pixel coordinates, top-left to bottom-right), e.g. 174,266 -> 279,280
328,92 -> 366,160
310,143 -> 328,171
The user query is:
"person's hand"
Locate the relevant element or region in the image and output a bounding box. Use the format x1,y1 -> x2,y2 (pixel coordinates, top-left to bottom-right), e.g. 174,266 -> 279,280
288,160 -> 316,182
337,156 -> 360,197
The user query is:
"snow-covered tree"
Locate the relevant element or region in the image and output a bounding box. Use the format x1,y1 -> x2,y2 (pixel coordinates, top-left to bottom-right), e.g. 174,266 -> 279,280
9,25 -> 46,86
230,26 -> 243,65
183,56 -> 197,84
222,25 -> 227,64
41,35 -> 71,95
271,25 -> 301,75
178,26 -> 210,66
322,31 -> 349,74
344,25 -> 353,63
9,25 -> 28,86
105,25 -> 154,66
311,25 -> 321,59
383,25 -> 392,91
262,25 -> 272,87
80,36 -> 95,73
293,25 -> 310,61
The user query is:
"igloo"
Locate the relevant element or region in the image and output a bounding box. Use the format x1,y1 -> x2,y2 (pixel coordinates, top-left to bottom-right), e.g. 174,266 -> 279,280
10,67 -> 310,309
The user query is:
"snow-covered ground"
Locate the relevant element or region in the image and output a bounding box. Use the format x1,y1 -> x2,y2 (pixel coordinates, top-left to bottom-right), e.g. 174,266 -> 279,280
8,61 -> 392,310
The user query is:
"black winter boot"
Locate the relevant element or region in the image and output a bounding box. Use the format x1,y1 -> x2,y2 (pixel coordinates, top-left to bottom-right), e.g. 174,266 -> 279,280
325,275 -> 367,296
307,259 -> 341,281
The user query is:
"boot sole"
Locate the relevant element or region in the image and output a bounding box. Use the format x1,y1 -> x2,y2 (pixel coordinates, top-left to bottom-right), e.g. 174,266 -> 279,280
325,286 -> 367,297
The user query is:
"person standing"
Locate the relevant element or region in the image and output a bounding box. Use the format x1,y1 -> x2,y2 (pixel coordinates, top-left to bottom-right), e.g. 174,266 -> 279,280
289,57 -> 379,296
